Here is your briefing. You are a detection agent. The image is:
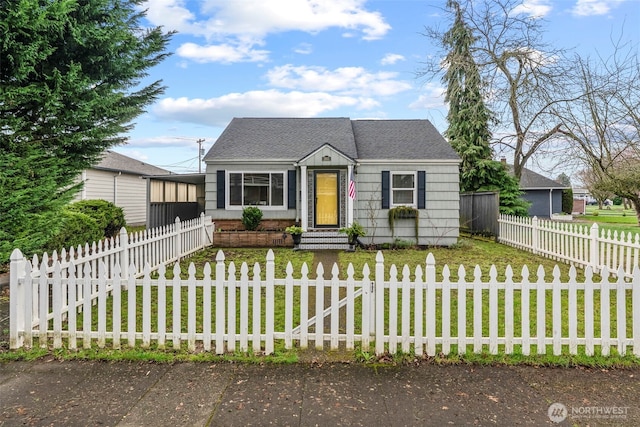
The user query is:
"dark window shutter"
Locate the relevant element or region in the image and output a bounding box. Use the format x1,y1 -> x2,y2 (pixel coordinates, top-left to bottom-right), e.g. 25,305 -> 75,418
381,171 -> 390,209
216,170 -> 225,209
418,171 -> 426,209
288,170 -> 297,209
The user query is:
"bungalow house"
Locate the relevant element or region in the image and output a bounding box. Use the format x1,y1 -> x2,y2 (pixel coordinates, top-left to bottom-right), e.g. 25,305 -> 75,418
76,150 -> 170,226
203,118 -> 461,247
513,165 -> 569,218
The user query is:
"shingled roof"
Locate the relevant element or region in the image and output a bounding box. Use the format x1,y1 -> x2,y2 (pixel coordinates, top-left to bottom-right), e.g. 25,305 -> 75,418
94,150 -> 169,176
204,117 -> 458,162
505,164 -> 569,190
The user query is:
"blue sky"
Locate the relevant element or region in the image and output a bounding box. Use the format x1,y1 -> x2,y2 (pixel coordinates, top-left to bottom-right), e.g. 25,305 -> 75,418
116,0 -> 640,174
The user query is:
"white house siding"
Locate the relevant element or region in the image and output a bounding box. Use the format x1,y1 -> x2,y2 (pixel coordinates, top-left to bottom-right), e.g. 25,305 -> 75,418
354,162 -> 460,246
75,169 -> 148,226
205,162 -> 297,220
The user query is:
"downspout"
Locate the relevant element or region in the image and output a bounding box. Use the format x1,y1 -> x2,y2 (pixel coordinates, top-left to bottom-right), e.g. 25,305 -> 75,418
549,189 -> 553,217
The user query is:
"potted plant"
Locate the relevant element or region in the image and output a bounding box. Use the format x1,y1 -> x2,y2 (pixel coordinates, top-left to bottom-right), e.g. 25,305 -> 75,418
339,221 -> 366,251
285,225 -> 304,248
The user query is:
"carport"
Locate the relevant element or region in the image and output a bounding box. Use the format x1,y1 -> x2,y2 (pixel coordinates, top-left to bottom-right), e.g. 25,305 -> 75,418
145,173 -> 205,228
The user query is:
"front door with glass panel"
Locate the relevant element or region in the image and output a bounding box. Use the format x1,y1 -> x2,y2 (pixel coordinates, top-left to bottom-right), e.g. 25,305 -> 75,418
315,171 -> 339,227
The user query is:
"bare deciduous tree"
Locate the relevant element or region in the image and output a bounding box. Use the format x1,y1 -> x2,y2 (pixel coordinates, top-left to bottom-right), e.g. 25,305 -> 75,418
419,0 -> 574,179
556,37 -> 640,222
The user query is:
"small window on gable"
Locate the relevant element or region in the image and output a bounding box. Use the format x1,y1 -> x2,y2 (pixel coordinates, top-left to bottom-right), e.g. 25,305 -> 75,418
228,172 -> 286,208
391,172 -> 416,206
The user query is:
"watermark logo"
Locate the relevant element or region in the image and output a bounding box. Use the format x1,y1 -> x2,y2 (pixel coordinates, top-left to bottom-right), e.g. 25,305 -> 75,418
548,402 -> 630,423
548,402 -> 568,423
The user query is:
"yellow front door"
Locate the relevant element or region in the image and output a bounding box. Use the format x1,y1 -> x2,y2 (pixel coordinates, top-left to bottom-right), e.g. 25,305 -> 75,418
315,172 -> 339,226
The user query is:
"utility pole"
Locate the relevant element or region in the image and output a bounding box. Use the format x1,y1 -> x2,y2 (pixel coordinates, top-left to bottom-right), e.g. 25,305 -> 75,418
197,139 -> 205,173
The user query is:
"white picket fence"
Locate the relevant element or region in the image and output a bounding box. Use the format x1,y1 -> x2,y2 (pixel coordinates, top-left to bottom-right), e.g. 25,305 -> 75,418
499,214 -> 640,279
10,249 -> 640,357
8,214 -> 214,349
13,213 -> 214,281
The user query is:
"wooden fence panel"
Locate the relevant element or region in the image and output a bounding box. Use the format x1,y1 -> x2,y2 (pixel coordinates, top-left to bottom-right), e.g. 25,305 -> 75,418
460,192 -> 500,236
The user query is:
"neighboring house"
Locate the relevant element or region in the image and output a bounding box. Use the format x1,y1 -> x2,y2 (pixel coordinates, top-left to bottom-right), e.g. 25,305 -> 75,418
204,118 -> 461,246
76,150 -> 170,226
510,165 -> 569,218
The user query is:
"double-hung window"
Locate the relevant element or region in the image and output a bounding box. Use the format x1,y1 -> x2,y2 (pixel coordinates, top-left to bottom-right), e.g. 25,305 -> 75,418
391,172 -> 416,206
229,172 -> 284,207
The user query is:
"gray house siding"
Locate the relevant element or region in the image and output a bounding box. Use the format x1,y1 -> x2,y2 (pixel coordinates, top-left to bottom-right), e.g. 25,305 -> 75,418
354,162 -> 459,246
522,189 -> 564,218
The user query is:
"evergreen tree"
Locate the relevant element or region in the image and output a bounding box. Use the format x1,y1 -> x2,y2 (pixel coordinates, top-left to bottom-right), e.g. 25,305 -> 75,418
441,0 -> 529,216
0,0 -> 173,263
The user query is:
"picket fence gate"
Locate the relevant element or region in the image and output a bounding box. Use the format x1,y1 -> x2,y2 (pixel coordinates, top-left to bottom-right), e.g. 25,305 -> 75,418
499,214 -> 640,280
10,249 -> 640,357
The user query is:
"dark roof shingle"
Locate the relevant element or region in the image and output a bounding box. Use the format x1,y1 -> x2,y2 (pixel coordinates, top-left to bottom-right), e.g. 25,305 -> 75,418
95,150 -> 169,176
204,117 -> 356,161
351,119 -> 458,160
204,117 -> 458,162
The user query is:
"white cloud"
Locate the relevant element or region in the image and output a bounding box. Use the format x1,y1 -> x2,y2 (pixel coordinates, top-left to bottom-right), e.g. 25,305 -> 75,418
265,65 -> 412,96
571,0 -> 625,16
294,43 -> 313,55
144,0 -> 391,63
176,42 -> 269,63
380,53 -> 405,65
408,83 -> 446,110
153,90 -> 379,127
512,0 -> 553,17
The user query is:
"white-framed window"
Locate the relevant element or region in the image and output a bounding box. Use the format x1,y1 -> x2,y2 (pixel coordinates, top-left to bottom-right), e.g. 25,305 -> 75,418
391,172 -> 416,206
228,171 -> 285,208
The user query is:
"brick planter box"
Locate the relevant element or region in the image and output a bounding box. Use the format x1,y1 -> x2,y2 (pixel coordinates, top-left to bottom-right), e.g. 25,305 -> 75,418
214,230 -> 293,248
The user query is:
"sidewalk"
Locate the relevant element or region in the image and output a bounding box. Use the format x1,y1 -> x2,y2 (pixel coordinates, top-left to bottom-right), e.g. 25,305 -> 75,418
2,358 -> 640,426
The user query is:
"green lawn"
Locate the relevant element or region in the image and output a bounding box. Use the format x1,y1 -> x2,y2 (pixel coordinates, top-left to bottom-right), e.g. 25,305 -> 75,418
576,205 -> 639,236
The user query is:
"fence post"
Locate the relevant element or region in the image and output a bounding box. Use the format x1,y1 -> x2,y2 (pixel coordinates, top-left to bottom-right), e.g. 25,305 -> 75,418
9,249 -> 26,349
174,216 -> 182,262
531,216 -> 539,255
199,212 -> 206,249
374,251 -> 384,355
119,227 -> 129,284
425,253 -> 436,356
590,223 -> 600,273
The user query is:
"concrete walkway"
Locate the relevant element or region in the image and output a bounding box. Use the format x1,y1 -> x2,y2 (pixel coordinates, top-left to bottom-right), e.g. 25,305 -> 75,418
2,359 -> 640,426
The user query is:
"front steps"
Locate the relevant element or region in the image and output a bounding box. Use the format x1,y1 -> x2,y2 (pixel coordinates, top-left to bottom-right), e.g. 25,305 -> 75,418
298,230 -> 350,251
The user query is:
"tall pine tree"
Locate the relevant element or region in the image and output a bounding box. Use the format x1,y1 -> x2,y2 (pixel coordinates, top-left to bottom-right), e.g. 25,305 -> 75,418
441,0 -> 529,216
1,0 -> 173,262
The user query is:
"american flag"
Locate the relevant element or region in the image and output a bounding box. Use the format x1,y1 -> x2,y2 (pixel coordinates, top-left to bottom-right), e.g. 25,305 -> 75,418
349,170 -> 356,199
